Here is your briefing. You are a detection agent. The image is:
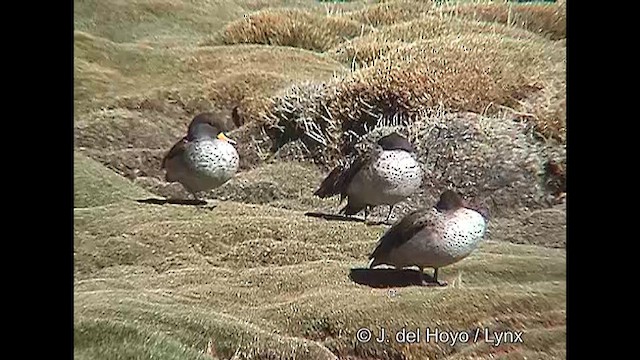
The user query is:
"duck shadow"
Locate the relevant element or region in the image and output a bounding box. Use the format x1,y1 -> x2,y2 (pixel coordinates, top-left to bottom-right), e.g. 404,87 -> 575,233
304,212 -> 392,226
349,268 -> 436,288
304,212 -> 364,223
135,198 -> 209,206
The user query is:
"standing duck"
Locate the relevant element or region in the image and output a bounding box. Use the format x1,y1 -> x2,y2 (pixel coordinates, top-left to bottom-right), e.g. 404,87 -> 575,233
162,113 -> 239,202
313,132 -> 423,223
368,190 -> 489,286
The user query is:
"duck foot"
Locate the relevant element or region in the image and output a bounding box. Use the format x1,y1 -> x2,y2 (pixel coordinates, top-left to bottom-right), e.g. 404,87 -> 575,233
364,219 -> 394,226
196,199 -> 217,210
420,279 -> 448,287
419,268 -> 448,287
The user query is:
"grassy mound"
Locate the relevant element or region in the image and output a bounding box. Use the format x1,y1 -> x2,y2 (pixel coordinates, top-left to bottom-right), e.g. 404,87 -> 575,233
73,0 -> 338,46
74,151 -> 153,208
440,1 -> 566,40
75,198 -> 566,359
74,1 -> 567,358
329,14 -> 545,66
222,8 -> 368,52
335,34 -> 565,141
347,0 -> 435,27
74,43 -> 347,177
73,30 -> 188,113
265,33 -> 565,162
74,29 -> 347,113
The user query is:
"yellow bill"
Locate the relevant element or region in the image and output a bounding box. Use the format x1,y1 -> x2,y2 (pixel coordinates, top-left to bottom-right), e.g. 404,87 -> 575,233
217,132 -> 237,145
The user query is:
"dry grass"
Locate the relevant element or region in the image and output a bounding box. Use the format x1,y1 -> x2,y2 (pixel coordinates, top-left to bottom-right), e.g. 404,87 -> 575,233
222,8 -> 369,52
347,0 -> 435,27
265,33 -> 565,161
74,29 -> 347,113
329,14 -> 545,66
74,41 -> 347,175
74,151 -> 154,208
73,0 -> 334,46
333,34 -> 565,141
74,159 -> 566,359
439,1 -> 566,40
74,1 -> 567,356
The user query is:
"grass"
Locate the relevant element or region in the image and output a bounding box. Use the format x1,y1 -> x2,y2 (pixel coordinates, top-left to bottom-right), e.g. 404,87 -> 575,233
334,33 -> 565,138
74,159 -> 566,359
328,14 -> 545,65
73,0 -> 344,46
222,8 -> 369,52
74,0 -> 566,358
265,33 -> 565,163
439,1 -> 566,40
347,0 -> 435,27
74,151 -> 154,208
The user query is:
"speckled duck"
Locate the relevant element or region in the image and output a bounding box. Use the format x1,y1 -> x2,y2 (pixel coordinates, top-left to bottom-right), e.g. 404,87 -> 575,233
162,113 -> 239,201
368,190 -> 489,286
314,132 -> 423,223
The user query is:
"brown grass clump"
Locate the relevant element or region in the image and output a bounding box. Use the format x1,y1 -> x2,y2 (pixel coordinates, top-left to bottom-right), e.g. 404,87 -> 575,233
265,33 -> 565,162
347,0 -> 435,27
222,8 -> 367,52
441,1 -> 566,40
329,14 -> 544,67
515,75 -> 566,143
261,81 -> 343,165
331,34 -> 565,146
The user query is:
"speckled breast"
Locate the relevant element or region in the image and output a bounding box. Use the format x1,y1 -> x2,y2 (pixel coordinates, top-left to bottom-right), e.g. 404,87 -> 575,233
185,139 -> 239,185
367,150 -> 423,199
440,208 -> 487,261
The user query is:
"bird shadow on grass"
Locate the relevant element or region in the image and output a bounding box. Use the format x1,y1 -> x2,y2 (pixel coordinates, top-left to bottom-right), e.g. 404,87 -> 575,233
135,198 -> 210,206
304,212 -> 391,226
350,268 -> 438,288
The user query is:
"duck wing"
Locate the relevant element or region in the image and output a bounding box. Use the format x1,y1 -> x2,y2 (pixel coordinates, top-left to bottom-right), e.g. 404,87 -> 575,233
313,151 -> 372,203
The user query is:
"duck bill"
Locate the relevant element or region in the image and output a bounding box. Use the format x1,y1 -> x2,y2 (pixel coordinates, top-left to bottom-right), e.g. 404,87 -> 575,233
217,132 -> 237,145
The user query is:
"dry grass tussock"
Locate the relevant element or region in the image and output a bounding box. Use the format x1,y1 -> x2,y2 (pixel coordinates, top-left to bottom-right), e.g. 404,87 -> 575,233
329,14 -> 545,66
265,33 -> 566,161
222,8 -> 368,52
73,0 -> 340,45
346,0 -> 435,27
439,1 -> 566,40
75,159 -> 566,359
335,34 -> 566,142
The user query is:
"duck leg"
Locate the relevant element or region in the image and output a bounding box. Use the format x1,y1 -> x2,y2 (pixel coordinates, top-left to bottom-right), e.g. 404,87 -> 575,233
419,267 -> 448,287
431,268 -> 448,287
190,191 -> 210,207
384,205 -> 395,225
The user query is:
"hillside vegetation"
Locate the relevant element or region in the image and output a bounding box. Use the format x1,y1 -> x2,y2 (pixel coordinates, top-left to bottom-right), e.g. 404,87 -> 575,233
74,0 -> 567,359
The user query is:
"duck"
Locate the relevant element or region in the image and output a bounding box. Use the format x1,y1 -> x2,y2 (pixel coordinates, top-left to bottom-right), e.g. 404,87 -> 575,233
313,132 -> 423,223
162,112 -> 239,202
368,190 -> 489,286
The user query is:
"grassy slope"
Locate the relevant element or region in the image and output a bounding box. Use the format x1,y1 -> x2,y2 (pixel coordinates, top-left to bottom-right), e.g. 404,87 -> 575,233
74,0 -> 566,358
74,151 -> 154,208
75,159 -> 565,359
